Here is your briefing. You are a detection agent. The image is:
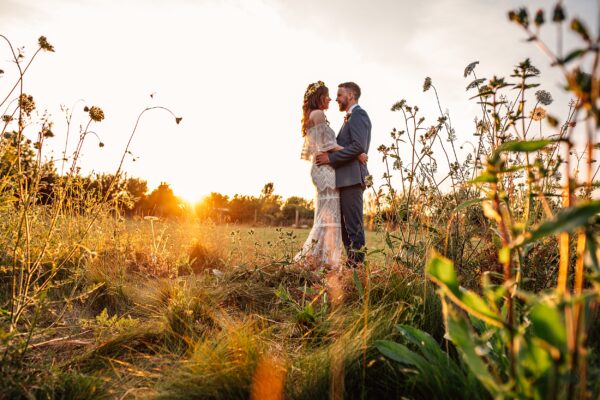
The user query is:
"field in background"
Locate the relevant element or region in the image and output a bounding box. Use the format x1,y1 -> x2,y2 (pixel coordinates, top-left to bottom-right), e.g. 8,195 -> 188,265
117,219 -> 387,271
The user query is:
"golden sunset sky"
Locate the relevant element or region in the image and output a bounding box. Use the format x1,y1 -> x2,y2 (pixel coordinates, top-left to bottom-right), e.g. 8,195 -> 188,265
1,0 -> 596,202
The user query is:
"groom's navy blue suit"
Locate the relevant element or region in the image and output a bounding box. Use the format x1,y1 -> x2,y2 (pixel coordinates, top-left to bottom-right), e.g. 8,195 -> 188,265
328,105 -> 371,266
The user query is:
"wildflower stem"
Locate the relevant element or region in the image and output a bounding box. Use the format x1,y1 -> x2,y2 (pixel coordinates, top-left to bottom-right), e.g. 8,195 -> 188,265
0,35 -> 44,111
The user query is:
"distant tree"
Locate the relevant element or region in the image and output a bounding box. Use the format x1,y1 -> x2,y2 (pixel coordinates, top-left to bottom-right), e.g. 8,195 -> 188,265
261,182 -> 275,198
52,173 -> 148,216
124,177 -> 148,215
141,182 -> 183,218
228,194 -> 260,223
126,178 -> 148,201
77,173 -> 136,213
259,182 -> 282,224
195,192 -> 230,221
280,196 -> 314,225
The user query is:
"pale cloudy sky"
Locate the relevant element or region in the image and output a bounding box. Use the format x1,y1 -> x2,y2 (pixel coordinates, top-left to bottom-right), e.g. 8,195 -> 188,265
0,0 -> 596,202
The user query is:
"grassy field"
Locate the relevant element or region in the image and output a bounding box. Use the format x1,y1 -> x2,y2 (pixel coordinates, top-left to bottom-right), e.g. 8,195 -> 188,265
116,219 -> 388,272
2,216 -> 443,399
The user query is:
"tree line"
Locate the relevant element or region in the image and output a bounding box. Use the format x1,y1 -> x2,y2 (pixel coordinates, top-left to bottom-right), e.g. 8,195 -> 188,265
1,131 -> 314,224
194,183 -> 314,226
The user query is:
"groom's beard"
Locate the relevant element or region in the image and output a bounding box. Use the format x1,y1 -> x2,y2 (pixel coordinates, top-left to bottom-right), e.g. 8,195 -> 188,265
337,100 -> 347,112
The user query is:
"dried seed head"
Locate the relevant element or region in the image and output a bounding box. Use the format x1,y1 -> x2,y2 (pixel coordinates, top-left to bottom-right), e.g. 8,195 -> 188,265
534,9 -> 545,26
19,94 -> 36,116
535,90 -> 553,105
88,106 -> 105,122
38,36 -> 55,52
423,77 -> 432,92
464,61 -> 479,78
391,100 -> 406,112
553,4 -> 565,23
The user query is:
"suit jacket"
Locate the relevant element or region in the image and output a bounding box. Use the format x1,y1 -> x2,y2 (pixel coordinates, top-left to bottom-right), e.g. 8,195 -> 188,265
328,105 -> 371,188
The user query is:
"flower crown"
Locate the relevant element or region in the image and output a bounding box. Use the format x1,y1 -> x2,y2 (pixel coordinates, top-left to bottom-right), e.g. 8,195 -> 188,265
304,81 -> 325,101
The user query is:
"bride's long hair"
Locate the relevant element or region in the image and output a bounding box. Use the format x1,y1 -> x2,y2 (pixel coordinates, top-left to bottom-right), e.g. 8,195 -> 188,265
302,82 -> 329,137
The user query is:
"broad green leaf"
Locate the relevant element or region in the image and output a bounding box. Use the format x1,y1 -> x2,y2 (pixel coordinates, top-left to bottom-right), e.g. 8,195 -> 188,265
525,201 -> 600,243
499,165 -> 527,173
518,336 -> 553,379
445,305 -> 502,396
353,269 -> 364,299
426,254 -> 459,294
460,290 -> 502,322
396,324 -> 445,363
495,139 -> 555,155
529,303 -> 566,355
428,254 -> 504,327
561,48 -> 586,65
486,139 -> 556,172
393,324 -> 469,390
469,91 -> 494,100
470,171 -> 498,184
375,340 -> 429,373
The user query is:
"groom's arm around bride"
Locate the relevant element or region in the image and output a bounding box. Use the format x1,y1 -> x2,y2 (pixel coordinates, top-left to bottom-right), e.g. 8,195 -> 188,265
327,106 -> 370,186
315,89 -> 371,187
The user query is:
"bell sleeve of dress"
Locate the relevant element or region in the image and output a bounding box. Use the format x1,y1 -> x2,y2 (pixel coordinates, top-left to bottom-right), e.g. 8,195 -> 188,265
314,123 -> 338,153
300,130 -> 316,161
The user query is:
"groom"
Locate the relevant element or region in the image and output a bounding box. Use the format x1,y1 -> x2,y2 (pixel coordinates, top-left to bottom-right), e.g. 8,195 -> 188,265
316,82 -> 371,267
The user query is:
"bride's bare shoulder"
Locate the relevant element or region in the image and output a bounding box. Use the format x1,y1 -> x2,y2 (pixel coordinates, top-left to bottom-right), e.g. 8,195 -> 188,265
309,110 -> 326,124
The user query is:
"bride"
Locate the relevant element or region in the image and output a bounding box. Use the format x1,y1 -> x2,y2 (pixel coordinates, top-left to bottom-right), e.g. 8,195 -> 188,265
294,81 -> 367,271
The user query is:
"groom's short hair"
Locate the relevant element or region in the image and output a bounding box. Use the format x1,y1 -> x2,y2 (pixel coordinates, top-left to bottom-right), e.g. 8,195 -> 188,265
338,82 -> 361,100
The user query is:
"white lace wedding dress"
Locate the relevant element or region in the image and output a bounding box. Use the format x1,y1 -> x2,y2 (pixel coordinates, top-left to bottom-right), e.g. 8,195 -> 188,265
294,121 -> 343,270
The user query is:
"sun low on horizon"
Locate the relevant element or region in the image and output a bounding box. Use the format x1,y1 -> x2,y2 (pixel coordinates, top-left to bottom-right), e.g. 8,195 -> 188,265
1,0 -> 596,204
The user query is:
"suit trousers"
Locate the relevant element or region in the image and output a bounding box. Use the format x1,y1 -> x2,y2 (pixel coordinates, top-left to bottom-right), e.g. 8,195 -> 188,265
339,184 -> 365,267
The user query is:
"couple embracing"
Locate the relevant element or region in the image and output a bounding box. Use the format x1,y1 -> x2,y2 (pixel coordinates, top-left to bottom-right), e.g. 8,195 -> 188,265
295,81 -> 371,271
